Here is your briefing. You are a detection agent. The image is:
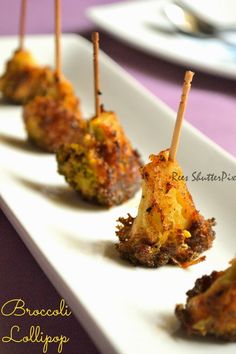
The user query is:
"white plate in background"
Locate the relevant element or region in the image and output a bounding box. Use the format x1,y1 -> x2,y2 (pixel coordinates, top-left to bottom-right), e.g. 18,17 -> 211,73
87,0 -> 236,79
1,34 -> 236,354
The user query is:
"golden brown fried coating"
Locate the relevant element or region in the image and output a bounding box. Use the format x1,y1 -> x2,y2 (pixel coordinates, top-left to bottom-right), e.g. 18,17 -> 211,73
176,259 -> 236,340
56,110 -> 142,206
116,149 -> 215,267
0,49 -> 52,104
23,74 -> 82,153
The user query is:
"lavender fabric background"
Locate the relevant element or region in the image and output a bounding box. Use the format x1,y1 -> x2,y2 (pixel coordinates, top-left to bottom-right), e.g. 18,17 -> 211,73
0,1 -> 236,353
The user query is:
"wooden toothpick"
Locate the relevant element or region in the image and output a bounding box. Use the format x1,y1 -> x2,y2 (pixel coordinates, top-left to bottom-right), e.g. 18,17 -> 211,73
169,70 -> 194,162
92,32 -> 101,117
55,0 -> 62,78
19,0 -> 27,50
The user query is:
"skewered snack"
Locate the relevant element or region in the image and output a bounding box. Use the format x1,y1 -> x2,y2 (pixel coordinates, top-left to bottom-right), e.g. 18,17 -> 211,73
0,0 -> 46,104
116,71 -> 215,267
0,48 -> 35,103
116,149 -> 215,267
176,259 -> 236,340
23,73 -> 83,152
0,49 -> 45,104
57,107 -> 141,206
56,32 -> 142,206
23,0 -> 83,153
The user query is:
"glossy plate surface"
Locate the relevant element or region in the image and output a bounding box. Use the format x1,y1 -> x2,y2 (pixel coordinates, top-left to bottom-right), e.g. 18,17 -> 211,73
0,34 -> 236,354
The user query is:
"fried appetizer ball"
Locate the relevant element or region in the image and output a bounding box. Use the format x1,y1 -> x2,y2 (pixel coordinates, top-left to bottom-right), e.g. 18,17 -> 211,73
0,49 -> 47,104
23,74 -> 83,153
116,149 -> 215,267
176,259 -> 236,340
56,110 -> 142,207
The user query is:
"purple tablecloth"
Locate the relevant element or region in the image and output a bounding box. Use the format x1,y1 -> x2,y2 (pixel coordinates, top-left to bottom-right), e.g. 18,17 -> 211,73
0,1 -> 236,353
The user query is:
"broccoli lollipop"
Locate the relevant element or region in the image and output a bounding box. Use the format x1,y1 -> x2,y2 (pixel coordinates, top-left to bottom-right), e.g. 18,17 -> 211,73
116,71 -> 215,267
0,0 -> 50,104
56,32 -> 142,206
23,0 -> 83,152
176,259 -> 236,340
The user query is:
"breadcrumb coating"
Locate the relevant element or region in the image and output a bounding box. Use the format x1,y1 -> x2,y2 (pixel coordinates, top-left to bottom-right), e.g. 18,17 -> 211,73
0,49 -> 53,104
56,110 -> 142,206
23,74 -> 82,152
176,259 -> 236,340
116,149 -> 215,267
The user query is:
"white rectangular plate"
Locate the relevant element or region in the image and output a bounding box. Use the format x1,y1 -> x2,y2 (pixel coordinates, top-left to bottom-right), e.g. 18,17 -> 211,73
1,34 -> 236,354
87,0 -> 236,80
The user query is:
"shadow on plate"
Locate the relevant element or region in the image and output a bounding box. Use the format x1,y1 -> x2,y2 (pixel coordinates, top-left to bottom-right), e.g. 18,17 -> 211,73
0,97 -> 21,106
155,311 -> 180,335
0,132 -> 47,154
14,175 -> 106,211
52,228 -> 134,268
145,22 -> 176,36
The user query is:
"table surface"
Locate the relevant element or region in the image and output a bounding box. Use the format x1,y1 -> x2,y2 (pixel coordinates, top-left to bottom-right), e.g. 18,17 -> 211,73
0,1 -> 236,353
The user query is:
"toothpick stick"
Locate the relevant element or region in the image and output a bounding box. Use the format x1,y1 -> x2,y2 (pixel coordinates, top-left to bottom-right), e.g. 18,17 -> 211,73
92,32 -> 101,117
169,70 -> 194,162
55,0 -> 62,77
19,0 -> 27,50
